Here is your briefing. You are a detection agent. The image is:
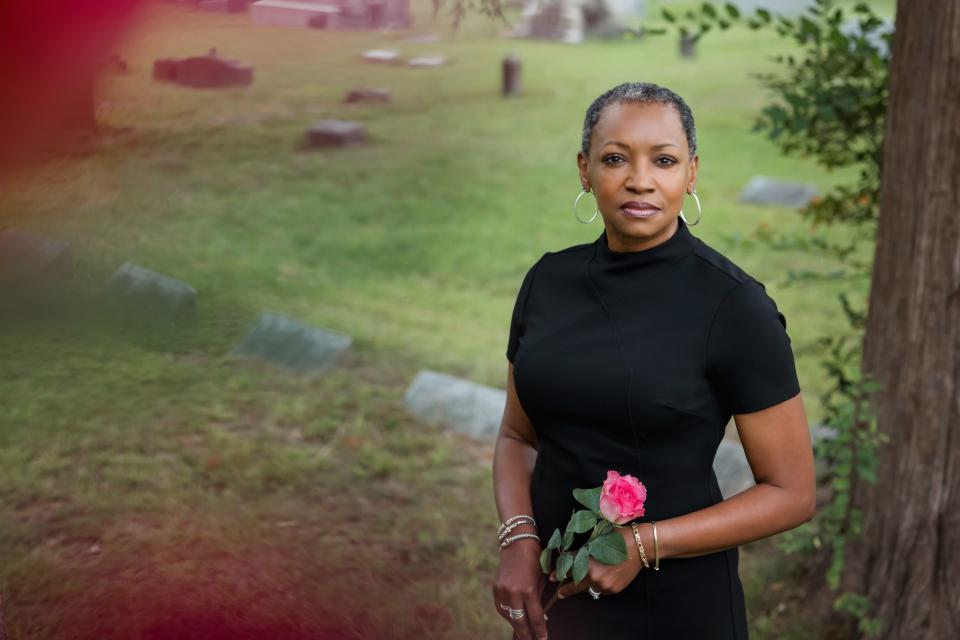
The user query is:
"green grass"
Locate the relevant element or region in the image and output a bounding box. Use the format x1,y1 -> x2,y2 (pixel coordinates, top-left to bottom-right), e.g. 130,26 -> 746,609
0,1 -> 891,637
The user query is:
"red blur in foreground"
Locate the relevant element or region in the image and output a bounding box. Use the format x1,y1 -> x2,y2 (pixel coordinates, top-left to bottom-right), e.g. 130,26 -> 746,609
0,0 -> 142,173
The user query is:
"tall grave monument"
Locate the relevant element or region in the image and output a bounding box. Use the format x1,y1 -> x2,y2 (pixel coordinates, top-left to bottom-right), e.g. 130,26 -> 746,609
250,0 -> 410,30
513,0 -> 645,43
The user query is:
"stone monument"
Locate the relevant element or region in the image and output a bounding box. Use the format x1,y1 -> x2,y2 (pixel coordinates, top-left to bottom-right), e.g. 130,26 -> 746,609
232,311 -> 352,376
305,120 -> 368,147
153,50 -> 253,89
404,370 -> 507,440
103,263 -> 198,322
740,176 -> 819,208
513,0 -> 645,43
250,0 -> 410,30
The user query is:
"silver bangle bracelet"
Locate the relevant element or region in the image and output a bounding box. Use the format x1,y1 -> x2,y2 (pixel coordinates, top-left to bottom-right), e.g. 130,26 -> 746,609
498,518 -> 536,542
500,533 -> 541,549
497,514 -> 536,537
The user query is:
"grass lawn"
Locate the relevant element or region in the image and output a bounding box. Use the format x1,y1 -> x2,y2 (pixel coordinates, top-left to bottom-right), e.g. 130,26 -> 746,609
0,1 -> 893,638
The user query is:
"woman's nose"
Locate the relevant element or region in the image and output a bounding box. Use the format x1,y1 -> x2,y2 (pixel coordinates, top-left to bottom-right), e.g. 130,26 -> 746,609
625,164 -> 655,191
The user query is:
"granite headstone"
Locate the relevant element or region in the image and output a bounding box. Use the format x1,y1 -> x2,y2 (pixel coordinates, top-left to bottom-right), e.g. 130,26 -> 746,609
407,55 -> 446,68
232,311 -> 352,376
103,262 -> 197,322
344,87 -> 392,104
713,440 -> 755,499
404,370 -> 506,440
305,120 -> 368,148
361,49 -> 401,63
740,176 -> 819,208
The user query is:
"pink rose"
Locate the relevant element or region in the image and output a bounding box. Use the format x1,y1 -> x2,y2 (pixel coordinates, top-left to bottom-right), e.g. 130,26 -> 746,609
598,470 -> 647,525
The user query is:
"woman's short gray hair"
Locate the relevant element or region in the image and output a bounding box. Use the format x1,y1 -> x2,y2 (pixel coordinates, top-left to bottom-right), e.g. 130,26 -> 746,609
580,82 -> 697,158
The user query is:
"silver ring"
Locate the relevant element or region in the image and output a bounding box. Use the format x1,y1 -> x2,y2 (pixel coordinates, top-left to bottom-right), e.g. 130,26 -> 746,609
499,603 -> 527,619
587,586 -> 601,599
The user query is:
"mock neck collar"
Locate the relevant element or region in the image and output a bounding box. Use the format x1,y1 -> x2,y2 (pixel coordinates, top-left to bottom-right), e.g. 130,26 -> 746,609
594,216 -> 698,268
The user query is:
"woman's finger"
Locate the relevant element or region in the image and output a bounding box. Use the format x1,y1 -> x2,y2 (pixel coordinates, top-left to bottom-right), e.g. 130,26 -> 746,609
502,597 -> 534,640
523,590 -> 549,640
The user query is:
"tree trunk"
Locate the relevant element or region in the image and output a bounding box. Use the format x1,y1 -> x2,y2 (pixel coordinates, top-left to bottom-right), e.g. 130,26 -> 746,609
843,1 -> 960,638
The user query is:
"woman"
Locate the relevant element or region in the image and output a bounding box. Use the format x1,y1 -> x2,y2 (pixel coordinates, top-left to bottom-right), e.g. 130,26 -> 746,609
491,82 -> 816,640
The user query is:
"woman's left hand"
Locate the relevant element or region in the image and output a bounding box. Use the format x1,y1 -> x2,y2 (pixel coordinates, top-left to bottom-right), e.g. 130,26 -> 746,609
551,526 -> 646,599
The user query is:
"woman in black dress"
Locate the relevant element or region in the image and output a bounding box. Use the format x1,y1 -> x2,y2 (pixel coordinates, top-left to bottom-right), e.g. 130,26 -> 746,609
491,82 -> 816,640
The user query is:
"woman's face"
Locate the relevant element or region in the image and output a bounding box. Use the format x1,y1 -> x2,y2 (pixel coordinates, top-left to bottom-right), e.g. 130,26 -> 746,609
577,101 -> 698,252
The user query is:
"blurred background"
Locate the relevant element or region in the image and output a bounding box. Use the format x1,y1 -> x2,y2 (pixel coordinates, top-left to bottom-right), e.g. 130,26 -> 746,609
0,0 -> 905,638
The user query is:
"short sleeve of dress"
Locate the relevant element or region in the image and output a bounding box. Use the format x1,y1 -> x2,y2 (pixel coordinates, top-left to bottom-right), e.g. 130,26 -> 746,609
506,257 -> 543,364
705,279 -> 801,415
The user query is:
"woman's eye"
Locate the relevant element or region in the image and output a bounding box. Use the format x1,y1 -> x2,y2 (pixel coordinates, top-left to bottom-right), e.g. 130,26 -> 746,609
603,155 -> 625,165
656,156 -> 677,166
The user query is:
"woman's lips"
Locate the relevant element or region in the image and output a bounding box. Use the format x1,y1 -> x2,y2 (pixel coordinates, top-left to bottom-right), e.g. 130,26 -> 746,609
620,205 -> 660,218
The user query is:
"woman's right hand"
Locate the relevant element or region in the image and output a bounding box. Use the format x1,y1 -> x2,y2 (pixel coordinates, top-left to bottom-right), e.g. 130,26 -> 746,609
491,537 -> 549,640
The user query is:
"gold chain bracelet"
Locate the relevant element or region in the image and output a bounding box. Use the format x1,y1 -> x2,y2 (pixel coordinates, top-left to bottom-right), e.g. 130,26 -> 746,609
630,523 -> 650,569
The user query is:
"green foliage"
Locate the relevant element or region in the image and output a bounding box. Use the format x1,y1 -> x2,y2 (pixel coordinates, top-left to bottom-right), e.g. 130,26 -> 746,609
664,0 -> 892,633
546,528 -> 562,551
541,490 -> 627,590
572,545 -> 591,584
594,519 -> 614,537
833,592 -> 883,637
555,550 -> 574,581
540,547 -> 552,573
573,486 -> 602,512
587,532 -> 628,565
432,0 -> 509,32
566,509 -> 598,534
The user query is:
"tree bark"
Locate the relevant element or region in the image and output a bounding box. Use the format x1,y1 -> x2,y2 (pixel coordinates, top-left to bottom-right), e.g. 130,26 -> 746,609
843,1 -> 960,638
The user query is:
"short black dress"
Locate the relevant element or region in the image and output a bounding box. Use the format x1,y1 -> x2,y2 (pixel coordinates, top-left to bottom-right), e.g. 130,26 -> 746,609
507,216 -> 801,639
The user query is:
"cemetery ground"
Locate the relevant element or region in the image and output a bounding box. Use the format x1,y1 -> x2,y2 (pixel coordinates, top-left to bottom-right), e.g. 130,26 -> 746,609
0,1 -> 891,638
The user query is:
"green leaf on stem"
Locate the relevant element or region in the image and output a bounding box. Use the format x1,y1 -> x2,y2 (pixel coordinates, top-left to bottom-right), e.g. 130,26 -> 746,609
588,532 -> 628,565
573,487 -> 601,513
546,528 -> 562,551
562,530 -> 574,551
594,520 -> 614,537
540,547 -> 552,574
567,509 -> 598,534
556,551 -> 574,581
572,546 -> 590,584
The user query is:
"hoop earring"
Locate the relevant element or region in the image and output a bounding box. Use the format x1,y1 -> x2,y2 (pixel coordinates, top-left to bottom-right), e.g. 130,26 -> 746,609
680,190 -> 702,226
573,189 -> 599,224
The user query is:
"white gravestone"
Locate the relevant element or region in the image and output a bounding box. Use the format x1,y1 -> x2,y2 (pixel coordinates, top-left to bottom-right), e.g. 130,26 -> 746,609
103,262 -> 198,321
404,370 -> 507,440
739,176 -> 819,208
232,311 -> 352,376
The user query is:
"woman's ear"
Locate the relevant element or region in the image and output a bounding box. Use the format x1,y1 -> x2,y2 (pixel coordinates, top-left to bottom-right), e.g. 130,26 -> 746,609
576,151 -> 590,191
687,154 -> 699,193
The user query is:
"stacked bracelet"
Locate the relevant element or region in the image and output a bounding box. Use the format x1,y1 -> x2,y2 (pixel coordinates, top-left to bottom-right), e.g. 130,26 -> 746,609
498,514 -> 538,549
630,523 -> 650,569
500,533 -> 541,549
498,514 -> 535,536
651,520 -> 660,571
498,516 -> 536,541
